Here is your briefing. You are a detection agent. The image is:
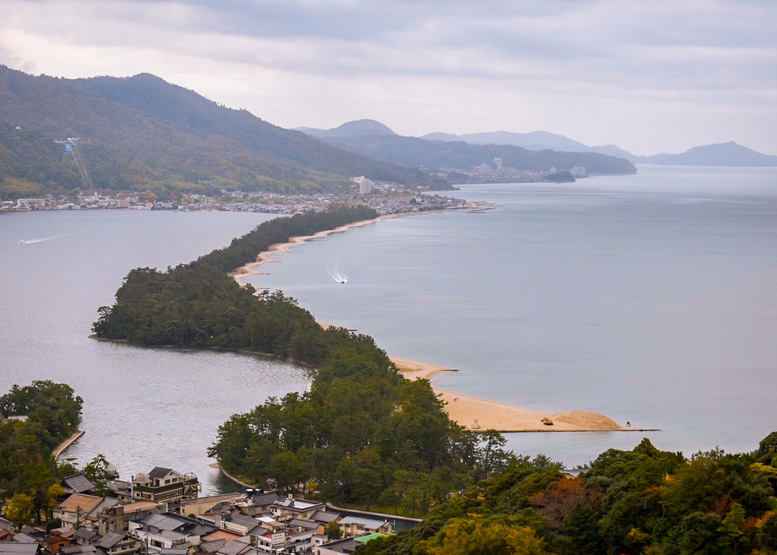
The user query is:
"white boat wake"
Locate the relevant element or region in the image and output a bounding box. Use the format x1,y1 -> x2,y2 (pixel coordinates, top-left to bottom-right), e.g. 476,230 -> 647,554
328,256 -> 349,284
18,231 -> 80,245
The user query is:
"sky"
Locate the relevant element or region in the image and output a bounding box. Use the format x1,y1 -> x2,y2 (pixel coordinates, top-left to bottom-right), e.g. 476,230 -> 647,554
1,0 -> 776,156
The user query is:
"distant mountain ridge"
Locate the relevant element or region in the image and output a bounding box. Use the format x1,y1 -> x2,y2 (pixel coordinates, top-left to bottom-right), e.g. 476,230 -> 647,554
300,122 -> 636,176
421,129 -> 776,167
640,142 -> 777,167
298,119 -> 396,139
422,130 -> 636,161
0,66 -> 444,199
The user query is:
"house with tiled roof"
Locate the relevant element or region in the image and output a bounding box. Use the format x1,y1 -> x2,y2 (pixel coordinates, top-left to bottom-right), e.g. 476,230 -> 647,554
53,494 -> 105,528
337,516 -> 393,536
98,501 -> 163,535
98,531 -> 142,555
131,468 -> 199,508
61,474 -> 96,496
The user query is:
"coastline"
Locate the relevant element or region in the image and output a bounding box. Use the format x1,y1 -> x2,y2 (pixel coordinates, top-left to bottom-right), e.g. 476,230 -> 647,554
390,357 -> 639,433
231,215 -> 393,285
233,215 -> 640,434
52,430 -> 85,460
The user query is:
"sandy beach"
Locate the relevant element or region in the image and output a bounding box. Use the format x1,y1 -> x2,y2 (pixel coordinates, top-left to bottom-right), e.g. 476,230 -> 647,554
231,216 -> 387,285
233,217 -> 636,434
390,356 -> 633,433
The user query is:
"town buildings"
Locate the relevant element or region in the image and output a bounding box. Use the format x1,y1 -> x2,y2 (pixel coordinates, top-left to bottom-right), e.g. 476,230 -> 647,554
2,467 -> 402,555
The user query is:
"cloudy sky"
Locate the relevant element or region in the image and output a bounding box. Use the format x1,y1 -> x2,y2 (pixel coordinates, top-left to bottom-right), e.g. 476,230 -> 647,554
2,0 -> 776,156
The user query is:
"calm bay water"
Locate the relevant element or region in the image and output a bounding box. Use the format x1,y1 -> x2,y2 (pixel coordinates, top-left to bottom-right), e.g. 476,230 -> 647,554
1,165 -> 775,483
0,210 -> 310,494
246,166 -> 777,467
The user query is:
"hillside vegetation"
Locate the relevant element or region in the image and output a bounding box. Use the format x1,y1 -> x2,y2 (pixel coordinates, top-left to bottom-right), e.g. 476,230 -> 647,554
363,435 -> 777,555
0,65 -> 445,200
93,206 -> 514,510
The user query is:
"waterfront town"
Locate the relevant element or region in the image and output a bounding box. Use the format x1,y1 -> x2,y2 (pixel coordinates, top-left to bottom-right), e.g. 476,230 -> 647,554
0,465 -> 410,555
0,176 -> 471,217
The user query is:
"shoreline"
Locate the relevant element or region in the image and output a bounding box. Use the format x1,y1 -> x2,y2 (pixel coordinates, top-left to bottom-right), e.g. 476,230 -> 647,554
233,215 -> 642,434
232,214 -> 399,285
52,430 -> 85,460
390,356 -> 641,433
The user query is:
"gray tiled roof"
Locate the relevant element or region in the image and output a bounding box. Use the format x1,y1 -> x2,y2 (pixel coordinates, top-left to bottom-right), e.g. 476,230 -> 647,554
310,510 -> 339,523
62,474 -> 95,494
148,467 -> 174,480
98,532 -> 125,549
0,544 -> 39,555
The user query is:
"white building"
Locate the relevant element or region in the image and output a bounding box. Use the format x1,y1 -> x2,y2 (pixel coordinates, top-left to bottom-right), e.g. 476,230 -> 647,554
353,176 -> 374,195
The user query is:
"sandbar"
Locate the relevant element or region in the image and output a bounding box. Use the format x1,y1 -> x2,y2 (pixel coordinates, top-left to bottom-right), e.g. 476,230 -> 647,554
233,218 -> 639,434
231,216 -> 387,285
390,356 -> 635,433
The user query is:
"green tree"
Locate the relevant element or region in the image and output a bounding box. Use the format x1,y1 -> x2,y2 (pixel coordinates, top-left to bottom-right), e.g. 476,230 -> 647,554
83,454 -> 114,496
325,521 -> 343,540
415,517 -> 551,555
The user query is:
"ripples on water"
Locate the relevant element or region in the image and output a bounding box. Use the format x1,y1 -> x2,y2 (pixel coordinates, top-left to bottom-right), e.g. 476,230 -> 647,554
0,210 -> 309,494
2,166 -> 776,478
247,166 -> 777,467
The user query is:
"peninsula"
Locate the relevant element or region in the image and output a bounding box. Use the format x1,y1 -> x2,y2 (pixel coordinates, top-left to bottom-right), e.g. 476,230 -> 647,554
231,215 -> 634,434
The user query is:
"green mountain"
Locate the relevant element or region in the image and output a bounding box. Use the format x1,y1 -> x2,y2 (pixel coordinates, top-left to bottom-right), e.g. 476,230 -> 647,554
0,66 -> 445,199
300,120 -> 636,175
306,126 -> 637,176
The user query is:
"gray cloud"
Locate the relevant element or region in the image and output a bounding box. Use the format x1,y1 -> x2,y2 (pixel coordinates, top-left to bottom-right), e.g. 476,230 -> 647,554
1,0 -> 775,154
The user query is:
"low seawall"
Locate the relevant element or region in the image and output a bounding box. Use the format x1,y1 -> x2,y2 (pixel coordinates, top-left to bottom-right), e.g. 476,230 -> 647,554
52,430 -> 84,460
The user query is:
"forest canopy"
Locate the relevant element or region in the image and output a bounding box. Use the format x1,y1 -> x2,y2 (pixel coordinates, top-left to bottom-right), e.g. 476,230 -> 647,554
93,206 -> 514,511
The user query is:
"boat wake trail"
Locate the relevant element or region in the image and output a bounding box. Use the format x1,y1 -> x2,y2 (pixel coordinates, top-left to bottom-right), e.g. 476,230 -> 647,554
19,231 -> 80,245
328,256 -> 349,284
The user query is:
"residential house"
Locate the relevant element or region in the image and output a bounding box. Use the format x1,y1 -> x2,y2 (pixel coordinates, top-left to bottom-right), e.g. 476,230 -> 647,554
98,532 -> 142,555
53,494 -> 105,528
131,469 -> 199,508
61,546 -> 97,555
179,494 -> 242,518
269,498 -> 325,522
0,516 -> 12,533
213,538 -> 253,555
61,474 -> 96,496
0,545 -> 40,555
73,528 -> 100,546
128,513 -> 203,553
337,516 -> 393,536
316,533 -> 385,554
98,501 -> 163,535
45,528 -> 76,552
212,512 -> 260,537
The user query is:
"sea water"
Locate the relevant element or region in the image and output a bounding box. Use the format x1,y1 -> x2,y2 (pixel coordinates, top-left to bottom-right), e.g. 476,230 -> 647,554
245,165 -> 777,467
0,210 -> 310,493
1,165 -> 775,485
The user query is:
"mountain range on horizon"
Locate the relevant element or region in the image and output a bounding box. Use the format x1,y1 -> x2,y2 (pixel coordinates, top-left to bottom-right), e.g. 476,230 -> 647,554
297,120 -> 636,176
302,120 -> 777,168
0,65 -> 445,200
1,63 -> 770,203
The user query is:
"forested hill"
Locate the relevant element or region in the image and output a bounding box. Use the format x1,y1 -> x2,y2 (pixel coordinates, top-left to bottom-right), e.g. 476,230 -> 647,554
304,127 -> 637,176
0,65 -> 445,199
